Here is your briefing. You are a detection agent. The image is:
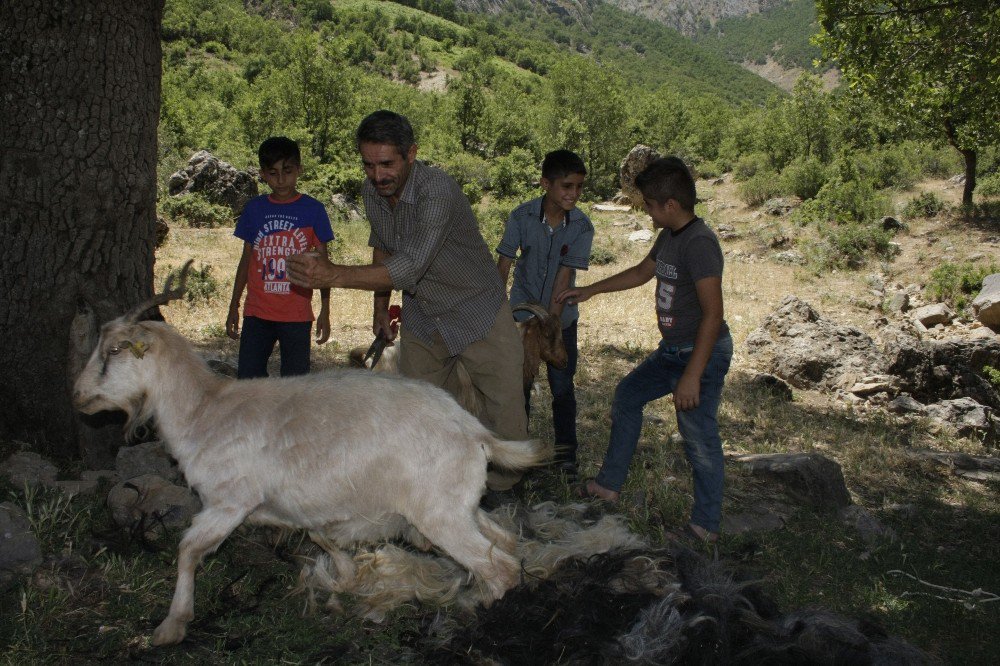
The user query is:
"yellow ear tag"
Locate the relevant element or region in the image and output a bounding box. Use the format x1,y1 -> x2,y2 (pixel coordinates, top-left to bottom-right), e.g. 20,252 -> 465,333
127,341 -> 148,359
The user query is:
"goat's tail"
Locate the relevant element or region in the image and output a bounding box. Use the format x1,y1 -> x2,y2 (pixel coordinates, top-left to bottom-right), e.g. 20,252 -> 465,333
484,437 -> 553,471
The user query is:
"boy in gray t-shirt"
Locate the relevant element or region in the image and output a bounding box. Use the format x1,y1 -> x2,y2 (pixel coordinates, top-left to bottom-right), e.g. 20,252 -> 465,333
557,157 -> 733,544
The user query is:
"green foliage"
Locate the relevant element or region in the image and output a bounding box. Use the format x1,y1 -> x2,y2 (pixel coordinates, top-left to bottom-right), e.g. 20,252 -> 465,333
807,222 -> 896,270
733,152 -> 772,181
183,263 -> 220,303
926,260 -> 1000,310
588,245 -> 617,266
978,173 -> 1000,198
984,365 -> 1000,390
160,193 -> 234,228
902,191 -> 947,219
738,172 -> 782,207
780,156 -> 829,200
474,196 -> 518,254
489,148 -> 537,200
794,176 -> 893,227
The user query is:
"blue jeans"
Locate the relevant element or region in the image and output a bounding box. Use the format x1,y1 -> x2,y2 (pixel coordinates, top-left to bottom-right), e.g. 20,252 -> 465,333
524,321 -> 579,463
237,316 -> 312,379
595,334 -> 733,533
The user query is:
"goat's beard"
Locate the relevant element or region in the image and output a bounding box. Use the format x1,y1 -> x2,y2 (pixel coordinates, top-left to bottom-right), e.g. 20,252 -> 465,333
122,392 -> 154,442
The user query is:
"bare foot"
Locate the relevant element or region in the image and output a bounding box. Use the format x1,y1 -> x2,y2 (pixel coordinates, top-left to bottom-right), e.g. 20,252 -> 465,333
687,523 -> 719,543
577,478 -> 620,503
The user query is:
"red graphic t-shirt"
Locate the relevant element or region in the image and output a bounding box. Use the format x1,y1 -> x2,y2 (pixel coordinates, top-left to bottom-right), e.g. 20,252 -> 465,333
234,193 -> 334,322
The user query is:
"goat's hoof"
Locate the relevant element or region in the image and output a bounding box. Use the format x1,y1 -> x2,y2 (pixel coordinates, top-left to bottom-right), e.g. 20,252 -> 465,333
151,617 -> 187,646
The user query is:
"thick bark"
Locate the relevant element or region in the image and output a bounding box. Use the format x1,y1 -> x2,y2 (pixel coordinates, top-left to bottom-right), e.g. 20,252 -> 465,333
0,1 -> 164,465
961,148 -> 977,208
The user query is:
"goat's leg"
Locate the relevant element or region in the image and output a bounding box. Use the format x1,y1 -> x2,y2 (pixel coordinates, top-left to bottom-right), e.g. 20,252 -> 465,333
152,505 -> 248,646
475,510 -> 517,556
416,514 -> 519,602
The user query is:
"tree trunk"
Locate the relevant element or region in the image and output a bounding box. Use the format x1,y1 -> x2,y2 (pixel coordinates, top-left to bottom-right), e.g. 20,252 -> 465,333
961,148 -> 977,208
0,1 -> 164,466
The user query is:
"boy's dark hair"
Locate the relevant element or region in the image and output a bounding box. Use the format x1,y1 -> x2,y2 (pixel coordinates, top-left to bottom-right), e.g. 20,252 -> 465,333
258,136 -> 301,169
634,157 -> 696,211
356,110 -> 415,156
541,149 -> 587,181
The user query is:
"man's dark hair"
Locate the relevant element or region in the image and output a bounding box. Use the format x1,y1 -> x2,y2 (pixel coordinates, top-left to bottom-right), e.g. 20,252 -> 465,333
541,149 -> 587,181
356,110 -> 416,156
634,157 -> 696,211
258,136 -> 301,169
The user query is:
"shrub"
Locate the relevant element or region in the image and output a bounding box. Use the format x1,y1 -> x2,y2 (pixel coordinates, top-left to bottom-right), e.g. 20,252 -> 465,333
489,148 -> 537,199
733,152 -> 771,181
183,263 -> 219,303
737,172 -> 782,207
848,147 -> 921,190
977,173 -> 1000,198
806,222 -> 895,270
984,365 -> 1000,390
160,193 -> 233,228
926,260 -> 1000,310
902,191 -> 947,219
442,152 -> 491,191
474,197 -> 518,252
780,156 -> 829,200
792,177 -> 892,227
589,245 -> 617,265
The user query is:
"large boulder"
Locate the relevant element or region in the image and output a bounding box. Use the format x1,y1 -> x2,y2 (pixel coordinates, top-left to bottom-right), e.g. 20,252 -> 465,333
731,452 -> 852,510
167,150 -> 259,215
745,296 -> 885,390
116,441 -> 181,483
972,273 -> 1000,328
106,474 -> 201,540
618,144 -> 660,209
923,397 -> 998,444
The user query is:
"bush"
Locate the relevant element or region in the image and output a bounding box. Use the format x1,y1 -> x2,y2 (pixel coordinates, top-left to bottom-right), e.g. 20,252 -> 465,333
589,245 -> 617,265
902,191 -> 947,219
733,152 -> 771,181
489,148 -> 537,199
160,193 -> 233,228
780,156 -> 828,200
807,222 -> 895,270
737,172 -> 782,207
792,178 -> 892,227
442,152 -> 491,190
848,147 -> 921,190
977,173 -> 1000,198
474,197 -> 518,252
984,365 -> 1000,390
926,260 -> 1000,310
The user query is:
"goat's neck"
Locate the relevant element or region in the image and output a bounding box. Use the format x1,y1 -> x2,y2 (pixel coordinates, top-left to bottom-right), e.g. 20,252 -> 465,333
146,349 -> 225,455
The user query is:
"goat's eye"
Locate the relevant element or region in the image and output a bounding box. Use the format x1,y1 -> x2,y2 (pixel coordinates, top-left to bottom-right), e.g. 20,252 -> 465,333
108,345 -> 121,355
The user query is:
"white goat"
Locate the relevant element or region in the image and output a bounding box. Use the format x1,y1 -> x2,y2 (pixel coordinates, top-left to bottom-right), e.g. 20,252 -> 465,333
72,262 -> 548,646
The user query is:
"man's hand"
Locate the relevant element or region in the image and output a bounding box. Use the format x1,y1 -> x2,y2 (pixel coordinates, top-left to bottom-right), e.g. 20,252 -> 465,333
555,285 -> 593,305
673,372 -> 701,411
287,250 -> 337,288
226,304 -> 240,340
373,308 -> 397,342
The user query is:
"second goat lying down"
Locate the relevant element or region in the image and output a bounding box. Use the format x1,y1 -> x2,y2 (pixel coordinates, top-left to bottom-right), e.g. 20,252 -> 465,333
72,263 -> 549,646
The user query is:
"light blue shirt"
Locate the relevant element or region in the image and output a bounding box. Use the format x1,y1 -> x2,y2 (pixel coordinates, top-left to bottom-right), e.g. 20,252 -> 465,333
497,197 -> 594,329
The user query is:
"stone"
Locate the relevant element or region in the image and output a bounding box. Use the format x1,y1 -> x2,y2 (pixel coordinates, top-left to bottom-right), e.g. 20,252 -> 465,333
748,373 -> 794,402
619,145 -> 661,209
762,198 -> 799,216
839,505 -> 896,545
0,451 -> 58,489
115,441 -> 181,483
168,150 -> 259,215
155,216 -> 170,248
911,303 -> 954,327
887,394 -> 925,415
53,470 -> 118,496
848,374 -> 898,397
721,504 -> 788,534
886,291 -> 910,313
106,474 -> 201,539
0,502 -> 42,590
628,229 -> 654,243
773,250 -> 805,265
972,273 -> 1000,328
731,452 -> 852,510
923,398 -> 998,443
881,216 -> 904,231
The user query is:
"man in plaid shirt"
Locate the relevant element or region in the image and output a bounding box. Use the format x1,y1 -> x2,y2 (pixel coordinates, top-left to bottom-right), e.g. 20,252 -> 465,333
287,111 -> 527,492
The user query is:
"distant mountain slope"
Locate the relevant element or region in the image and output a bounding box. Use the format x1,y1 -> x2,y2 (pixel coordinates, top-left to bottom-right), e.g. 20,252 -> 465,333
602,0 -> 782,36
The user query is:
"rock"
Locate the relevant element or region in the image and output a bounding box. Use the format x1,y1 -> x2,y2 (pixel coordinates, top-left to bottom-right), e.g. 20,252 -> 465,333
762,198 -> 799,216
115,441 -> 181,483
923,398 -> 998,443
207,358 -> 238,377
887,394 -> 926,414
0,451 -> 58,488
886,291 -> 910,313
731,452 -> 852,510
911,303 -> 954,327
972,273 -> 1000,328
745,296 -> 885,390
168,150 -> 259,215
592,203 -> 631,212
848,374 -> 898,397
53,470 -> 118,496
106,474 -> 201,539
839,505 -> 896,545
748,373 -> 794,401
619,145 -> 661,209
0,502 -> 42,590
721,504 -> 788,534
628,229 -> 654,243
881,216 -> 904,231
903,450 -> 1000,483
155,216 -> 170,248
330,193 -> 363,223
773,250 -> 805,265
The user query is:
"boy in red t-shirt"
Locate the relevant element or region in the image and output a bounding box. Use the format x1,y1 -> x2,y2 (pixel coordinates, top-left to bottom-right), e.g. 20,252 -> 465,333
226,137 -> 334,378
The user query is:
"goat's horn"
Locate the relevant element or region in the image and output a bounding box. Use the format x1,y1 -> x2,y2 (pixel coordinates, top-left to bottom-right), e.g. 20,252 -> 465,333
511,302 -> 550,320
123,259 -> 194,323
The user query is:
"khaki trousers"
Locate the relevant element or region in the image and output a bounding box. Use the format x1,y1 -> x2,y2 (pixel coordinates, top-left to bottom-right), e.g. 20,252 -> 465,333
400,302 -> 527,491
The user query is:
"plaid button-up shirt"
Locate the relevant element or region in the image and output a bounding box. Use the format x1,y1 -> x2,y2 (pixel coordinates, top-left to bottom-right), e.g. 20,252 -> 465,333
364,160 -> 505,356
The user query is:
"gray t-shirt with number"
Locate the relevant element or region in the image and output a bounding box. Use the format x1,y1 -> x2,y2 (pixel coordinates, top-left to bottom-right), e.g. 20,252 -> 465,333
647,217 -> 729,345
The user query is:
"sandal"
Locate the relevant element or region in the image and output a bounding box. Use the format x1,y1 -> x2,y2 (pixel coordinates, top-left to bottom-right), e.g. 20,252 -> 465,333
573,478 -> 620,503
